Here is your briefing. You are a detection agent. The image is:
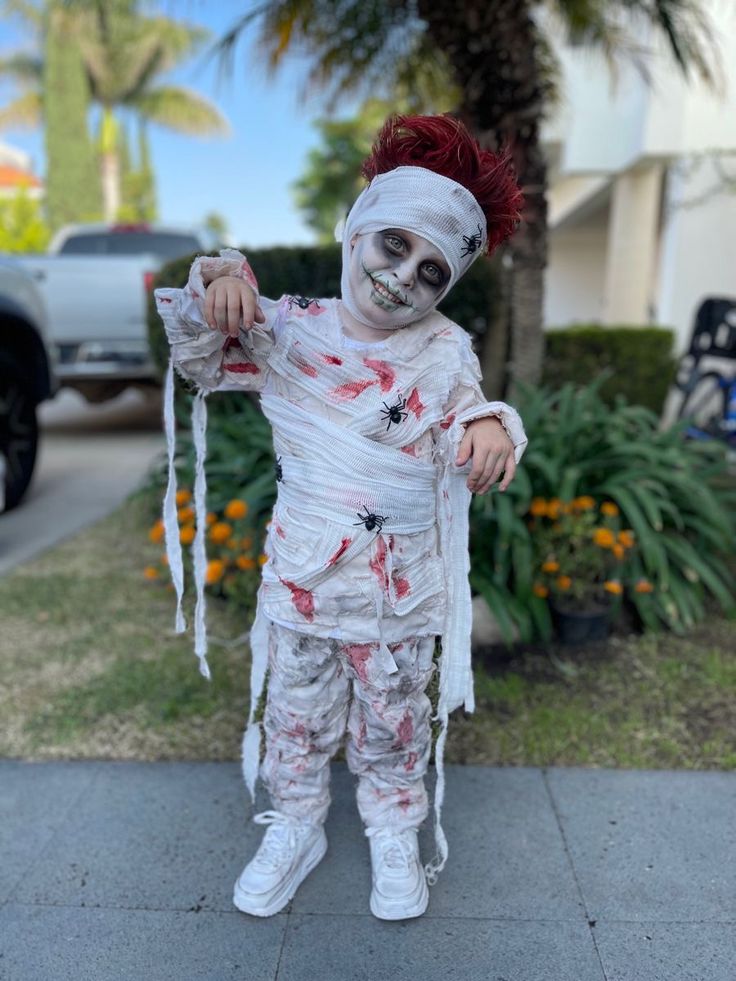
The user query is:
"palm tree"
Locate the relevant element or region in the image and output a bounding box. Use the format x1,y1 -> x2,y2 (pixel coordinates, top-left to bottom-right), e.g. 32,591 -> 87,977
0,0 -> 229,221
215,0 -> 718,397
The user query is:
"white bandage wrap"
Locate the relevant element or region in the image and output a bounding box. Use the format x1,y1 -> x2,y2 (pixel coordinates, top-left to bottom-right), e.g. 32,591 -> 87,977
337,166 -> 487,327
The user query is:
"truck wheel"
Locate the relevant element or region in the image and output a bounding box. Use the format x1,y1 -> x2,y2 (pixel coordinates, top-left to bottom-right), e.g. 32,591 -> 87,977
0,360 -> 39,511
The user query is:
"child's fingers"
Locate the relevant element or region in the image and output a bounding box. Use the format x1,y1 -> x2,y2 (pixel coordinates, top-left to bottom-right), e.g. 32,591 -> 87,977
498,453 -> 516,492
226,287 -> 242,336
255,303 -> 266,324
204,285 -> 217,330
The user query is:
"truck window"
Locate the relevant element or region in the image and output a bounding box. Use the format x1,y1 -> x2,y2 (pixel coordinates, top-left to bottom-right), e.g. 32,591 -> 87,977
58,231 -> 200,260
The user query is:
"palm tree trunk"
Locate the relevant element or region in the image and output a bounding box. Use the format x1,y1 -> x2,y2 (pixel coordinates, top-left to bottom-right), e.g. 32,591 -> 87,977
99,106 -> 121,222
417,0 -> 551,398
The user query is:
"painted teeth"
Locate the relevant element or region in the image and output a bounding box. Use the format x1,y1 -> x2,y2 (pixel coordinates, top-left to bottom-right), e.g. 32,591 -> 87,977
372,279 -> 403,303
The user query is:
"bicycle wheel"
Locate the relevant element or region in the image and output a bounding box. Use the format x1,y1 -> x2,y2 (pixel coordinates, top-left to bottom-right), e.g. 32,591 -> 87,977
677,371 -> 728,435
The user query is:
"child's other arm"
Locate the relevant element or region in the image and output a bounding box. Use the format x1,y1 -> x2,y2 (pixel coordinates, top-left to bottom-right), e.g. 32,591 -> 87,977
154,249 -> 283,393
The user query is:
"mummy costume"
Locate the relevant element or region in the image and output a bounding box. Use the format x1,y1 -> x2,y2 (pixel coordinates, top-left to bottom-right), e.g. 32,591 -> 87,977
155,164 -> 528,897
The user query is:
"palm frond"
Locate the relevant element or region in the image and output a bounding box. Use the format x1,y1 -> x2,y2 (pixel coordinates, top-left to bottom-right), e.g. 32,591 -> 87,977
0,91 -> 42,129
130,86 -> 230,137
0,52 -> 43,87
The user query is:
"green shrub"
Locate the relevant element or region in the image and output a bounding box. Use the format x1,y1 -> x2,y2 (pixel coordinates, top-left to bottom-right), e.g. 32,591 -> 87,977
469,372 -> 736,644
542,324 -> 677,415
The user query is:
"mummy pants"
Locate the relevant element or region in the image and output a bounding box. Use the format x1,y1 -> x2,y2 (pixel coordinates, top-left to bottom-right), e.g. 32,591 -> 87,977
259,622 -> 436,830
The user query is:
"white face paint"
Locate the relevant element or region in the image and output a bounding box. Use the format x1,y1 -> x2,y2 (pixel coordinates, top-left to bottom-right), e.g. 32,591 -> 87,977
346,228 -> 451,330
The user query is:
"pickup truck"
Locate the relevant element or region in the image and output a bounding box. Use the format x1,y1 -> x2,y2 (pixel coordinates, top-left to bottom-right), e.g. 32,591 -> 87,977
0,258 -> 56,510
15,223 -> 205,403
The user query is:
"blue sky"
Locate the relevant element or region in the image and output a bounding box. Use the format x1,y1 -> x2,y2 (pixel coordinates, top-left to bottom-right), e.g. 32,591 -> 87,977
0,0 -> 352,247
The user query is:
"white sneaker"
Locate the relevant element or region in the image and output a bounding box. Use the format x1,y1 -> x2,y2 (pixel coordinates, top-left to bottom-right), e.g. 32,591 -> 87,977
366,826 -> 429,920
233,809 -> 327,917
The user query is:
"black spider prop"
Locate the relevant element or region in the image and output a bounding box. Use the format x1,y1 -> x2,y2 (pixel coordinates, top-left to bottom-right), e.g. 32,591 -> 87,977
353,504 -> 388,533
288,295 -> 321,311
460,223 -> 483,258
274,455 -> 283,482
380,396 -> 408,431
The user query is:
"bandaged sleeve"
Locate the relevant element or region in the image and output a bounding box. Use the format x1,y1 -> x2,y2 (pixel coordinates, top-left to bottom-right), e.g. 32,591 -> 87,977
154,248 -> 285,394
434,331 -> 528,470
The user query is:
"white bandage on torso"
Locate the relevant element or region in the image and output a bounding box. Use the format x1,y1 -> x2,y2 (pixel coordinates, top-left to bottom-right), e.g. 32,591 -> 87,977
336,166 -> 488,327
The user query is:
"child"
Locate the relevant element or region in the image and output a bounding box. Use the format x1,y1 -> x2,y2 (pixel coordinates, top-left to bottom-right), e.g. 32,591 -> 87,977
155,114 -> 528,921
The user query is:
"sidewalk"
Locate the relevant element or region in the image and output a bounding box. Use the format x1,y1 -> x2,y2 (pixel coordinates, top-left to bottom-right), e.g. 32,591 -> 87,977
1,761 -> 733,980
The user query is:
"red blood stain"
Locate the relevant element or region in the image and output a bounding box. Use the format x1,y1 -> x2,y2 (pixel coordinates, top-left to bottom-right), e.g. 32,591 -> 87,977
222,335 -> 241,351
191,289 -> 200,299
240,261 -> 258,290
274,522 -> 286,540
400,443 -> 418,457
327,537 -> 352,566
225,362 -> 260,374
396,709 -> 414,745
292,353 -> 318,377
406,387 -> 426,419
392,574 -> 411,599
438,327 -> 452,337
363,358 -> 396,392
368,535 -> 389,592
388,641 -> 403,654
343,643 -> 373,683
398,796 -> 412,812
356,714 -> 367,751
158,296 -> 172,304
321,353 -> 343,365
279,579 -> 315,621
328,379 -> 377,401
439,413 -> 456,430
404,751 -> 418,772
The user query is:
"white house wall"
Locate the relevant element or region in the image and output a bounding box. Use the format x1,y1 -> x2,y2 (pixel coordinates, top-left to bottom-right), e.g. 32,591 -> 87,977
544,224 -> 608,327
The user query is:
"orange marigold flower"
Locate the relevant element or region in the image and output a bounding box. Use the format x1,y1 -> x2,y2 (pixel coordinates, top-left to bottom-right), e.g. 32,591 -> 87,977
226,537 -> 238,550
205,559 -> 226,585
530,497 -> 547,517
206,512 -> 217,526
179,524 -> 195,546
541,560 -> 560,573
161,554 -> 169,566
604,580 -> 623,594
601,501 -> 619,516
612,543 -> 625,560
635,579 -> 654,593
236,555 -> 256,571
225,499 -> 248,520
143,565 -> 159,580
209,521 -> 233,544
148,520 -> 165,544
533,583 -> 549,598
573,495 -> 595,510
618,530 -> 635,548
175,489 -> 191,506
177,506 -> 195,525
241,536 -> 253,550
593,527 -> 615,548
258,553 -> 269,565
547,498 -> 562,516
556,575 -> 572,590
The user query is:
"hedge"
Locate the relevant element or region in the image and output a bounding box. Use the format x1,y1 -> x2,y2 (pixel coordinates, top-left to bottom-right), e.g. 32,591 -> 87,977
542,323 -> 677,415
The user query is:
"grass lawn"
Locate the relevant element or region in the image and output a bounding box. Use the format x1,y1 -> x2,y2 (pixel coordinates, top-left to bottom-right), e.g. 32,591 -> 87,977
2,488 -> 735,769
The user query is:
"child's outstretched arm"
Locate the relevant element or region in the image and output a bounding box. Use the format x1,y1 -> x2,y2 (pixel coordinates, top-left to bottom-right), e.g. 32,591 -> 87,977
434,330 -> 528,495
154,248 -> 284,394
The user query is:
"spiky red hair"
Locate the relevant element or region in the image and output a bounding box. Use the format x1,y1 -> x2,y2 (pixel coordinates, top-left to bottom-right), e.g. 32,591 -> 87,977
361,114 -> 524,255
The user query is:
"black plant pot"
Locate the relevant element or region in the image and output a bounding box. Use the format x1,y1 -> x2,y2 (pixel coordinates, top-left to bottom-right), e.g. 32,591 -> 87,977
549,598 -> 613,645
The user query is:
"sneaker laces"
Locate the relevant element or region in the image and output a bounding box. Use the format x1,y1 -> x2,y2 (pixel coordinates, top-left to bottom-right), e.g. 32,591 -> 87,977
365,827 -> 417,871
251,810 -> 304,872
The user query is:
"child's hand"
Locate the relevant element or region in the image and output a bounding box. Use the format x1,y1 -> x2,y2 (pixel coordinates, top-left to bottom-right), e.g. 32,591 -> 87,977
456,416 -> 516,494
204,276 -> 265,338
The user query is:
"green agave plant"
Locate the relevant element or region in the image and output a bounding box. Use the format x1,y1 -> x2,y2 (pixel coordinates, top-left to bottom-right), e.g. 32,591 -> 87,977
469,372 -> 736,645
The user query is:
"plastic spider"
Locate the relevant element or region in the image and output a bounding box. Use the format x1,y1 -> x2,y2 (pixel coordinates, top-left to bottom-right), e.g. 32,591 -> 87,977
288,295 -> 321,311
460,223 -> 483,258
352,504 -> 388,533
380,396 -> 409,431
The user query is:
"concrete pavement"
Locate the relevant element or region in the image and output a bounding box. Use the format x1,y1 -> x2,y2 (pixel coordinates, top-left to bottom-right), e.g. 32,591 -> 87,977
0,388 -> 164,575
1,761 -> 733,980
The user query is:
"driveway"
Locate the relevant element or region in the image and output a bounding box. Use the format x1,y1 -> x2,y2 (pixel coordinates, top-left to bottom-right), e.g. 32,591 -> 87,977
0,387 -> 164,575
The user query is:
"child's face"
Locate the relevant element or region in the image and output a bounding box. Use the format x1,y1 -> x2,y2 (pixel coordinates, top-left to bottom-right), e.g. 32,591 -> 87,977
347,228 -> 451,328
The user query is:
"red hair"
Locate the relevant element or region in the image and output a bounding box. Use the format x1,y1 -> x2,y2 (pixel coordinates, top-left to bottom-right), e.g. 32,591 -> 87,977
361,114 -> 524,255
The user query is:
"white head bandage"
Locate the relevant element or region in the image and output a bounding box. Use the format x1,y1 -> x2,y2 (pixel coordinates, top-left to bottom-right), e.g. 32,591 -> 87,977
337,166 -> 488,327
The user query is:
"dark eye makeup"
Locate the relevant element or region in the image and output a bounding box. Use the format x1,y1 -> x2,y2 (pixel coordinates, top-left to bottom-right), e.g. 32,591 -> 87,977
381,230 -> 448,288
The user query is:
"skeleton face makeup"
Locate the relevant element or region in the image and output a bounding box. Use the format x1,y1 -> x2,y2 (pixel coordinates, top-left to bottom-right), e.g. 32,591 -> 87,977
346,228 -> 451,330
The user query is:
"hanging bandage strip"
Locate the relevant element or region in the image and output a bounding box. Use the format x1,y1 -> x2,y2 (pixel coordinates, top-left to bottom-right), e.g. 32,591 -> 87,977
192,390 -> 211,680
163,355 -> 186,634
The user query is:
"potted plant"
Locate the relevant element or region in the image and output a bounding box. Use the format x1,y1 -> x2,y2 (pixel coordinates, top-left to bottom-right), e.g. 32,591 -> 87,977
526,495 -> 653,643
